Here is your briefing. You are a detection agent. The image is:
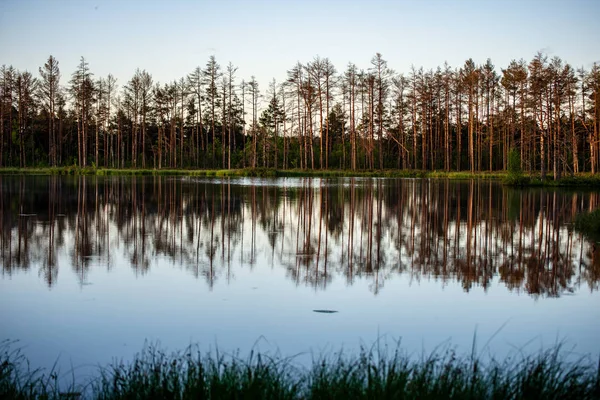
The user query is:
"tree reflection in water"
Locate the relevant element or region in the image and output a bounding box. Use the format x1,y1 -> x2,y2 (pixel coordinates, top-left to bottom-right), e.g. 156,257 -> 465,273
1,175 -> 598,297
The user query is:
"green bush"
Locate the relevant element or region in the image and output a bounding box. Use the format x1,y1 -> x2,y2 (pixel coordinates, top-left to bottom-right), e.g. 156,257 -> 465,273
508,149 -> 522,176
574,209 -> 600,239
504,149 -> 530,186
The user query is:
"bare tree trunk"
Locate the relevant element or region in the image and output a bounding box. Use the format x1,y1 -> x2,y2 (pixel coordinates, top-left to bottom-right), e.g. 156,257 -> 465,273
0,69 -> 4,168
18,84 -> 24,168
411,73 -> 418,169
468,84 -> 474,172
592,88 -> 597,174
222,80 -> 227,169
241,82 -> 245,168
158,125 -> 162,169
95,116 -> 99,167
476,85 -> 481,171
181,79 -> 186,168
350,72 -> 357,170
325,73 -> 331,169
369,77 -> 375,170
308,99 -> 315,170
421,90 -> 427,170
540,99 -> 546,180
554,86 -> 561,180
78,113 -> 82,168
445,80 -> 450,171
342,89 -> 347,169
489,87 -> 494,171
82,93 -> 87,168
457,88 -> 462,171
281,86 -> 287,169
569,90 -> 578,173
314,62 -> 324,169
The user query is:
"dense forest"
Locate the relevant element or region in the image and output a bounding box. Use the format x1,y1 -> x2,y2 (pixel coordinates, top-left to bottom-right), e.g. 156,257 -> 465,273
1,53 -> 599,178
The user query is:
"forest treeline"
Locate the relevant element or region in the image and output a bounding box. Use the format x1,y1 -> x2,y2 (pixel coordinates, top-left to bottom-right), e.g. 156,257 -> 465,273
1,53 -> 599,178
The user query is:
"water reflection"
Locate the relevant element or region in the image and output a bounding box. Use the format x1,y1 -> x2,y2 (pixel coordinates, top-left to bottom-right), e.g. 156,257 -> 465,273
1,176 -> 598,297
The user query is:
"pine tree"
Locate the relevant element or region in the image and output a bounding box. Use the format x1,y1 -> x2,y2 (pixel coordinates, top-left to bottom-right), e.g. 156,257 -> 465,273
38,56 -> 60,166
69,57 -> 94,167
203,56 -> 221,166
15,71 -> 37,167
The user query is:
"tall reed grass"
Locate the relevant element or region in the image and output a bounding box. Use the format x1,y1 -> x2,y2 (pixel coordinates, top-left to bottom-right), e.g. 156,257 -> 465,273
2,340 -> 598,400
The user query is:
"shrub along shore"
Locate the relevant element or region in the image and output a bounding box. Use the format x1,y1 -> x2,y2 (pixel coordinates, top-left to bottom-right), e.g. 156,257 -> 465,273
1,341 -> 599,400
2,166 -> 600,186
575,209 -> 600,240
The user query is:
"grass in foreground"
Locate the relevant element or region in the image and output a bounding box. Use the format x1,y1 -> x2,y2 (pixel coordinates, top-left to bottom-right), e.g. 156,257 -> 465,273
1,341 -> 599,400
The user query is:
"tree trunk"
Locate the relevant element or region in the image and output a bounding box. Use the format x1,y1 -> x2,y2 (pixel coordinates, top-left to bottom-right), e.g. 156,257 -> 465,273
95,116 -> 99,167
445,82 -> 450,171
540,99 -> 546,180
182,84 -> 186,169
489,87 -> 494,172
592,89 -> 597,174
468,85 -> 474,172
569,91 -> 578,173
350,85 -> 354,170
457,89 -> 462,171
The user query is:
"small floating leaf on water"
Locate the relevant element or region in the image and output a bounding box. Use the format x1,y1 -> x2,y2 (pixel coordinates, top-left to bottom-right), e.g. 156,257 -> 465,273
313,309 -> 338,314
59,392 -> 81,400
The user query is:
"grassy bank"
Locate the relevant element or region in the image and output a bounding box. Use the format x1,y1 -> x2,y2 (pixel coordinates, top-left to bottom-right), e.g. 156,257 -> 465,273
0,166 -> 267,177
0,166 -> 507,179
2,167 -> 600,186
504,173 -> 600,188
1,341 -> 599,400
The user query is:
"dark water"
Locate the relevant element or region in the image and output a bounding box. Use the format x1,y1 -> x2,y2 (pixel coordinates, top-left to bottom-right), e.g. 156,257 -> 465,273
1,175 -> 599,375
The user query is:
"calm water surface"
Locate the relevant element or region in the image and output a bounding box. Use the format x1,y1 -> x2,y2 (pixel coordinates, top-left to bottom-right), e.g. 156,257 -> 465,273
1,175 -> 599,376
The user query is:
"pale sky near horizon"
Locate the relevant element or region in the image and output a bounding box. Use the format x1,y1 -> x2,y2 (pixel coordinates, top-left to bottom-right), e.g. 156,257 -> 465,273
1,0 -> 599,98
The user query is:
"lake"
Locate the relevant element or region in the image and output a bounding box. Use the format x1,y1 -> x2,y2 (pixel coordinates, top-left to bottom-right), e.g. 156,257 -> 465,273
1,175 -> 599,378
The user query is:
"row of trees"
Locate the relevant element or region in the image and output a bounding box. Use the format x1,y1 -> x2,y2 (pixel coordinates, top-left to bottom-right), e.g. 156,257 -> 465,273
1,53 -> 599,177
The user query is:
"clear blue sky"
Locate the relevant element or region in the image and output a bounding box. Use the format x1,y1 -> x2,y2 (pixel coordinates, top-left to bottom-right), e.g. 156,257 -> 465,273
1,0 -> 599,93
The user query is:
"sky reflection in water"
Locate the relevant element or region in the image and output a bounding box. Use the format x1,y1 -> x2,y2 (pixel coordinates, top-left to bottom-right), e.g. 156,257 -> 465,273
1,175 -> 599,376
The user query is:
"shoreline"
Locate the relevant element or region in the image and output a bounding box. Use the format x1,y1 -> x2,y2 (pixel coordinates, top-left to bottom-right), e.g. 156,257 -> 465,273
2,167 -> 600,186
0,166 -> 505,179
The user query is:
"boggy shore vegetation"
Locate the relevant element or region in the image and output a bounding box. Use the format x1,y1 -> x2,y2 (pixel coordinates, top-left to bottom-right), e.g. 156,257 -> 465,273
575,209 -> 600,239
1,340 -> 599,400
3,166 -> 600,187
1,52 -> 599,181
2,175 -> 599,297
0,166 -> 494,177
0,165 -> 509,179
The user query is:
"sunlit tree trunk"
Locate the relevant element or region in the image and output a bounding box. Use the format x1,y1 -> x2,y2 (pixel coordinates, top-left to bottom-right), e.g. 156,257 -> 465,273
324,59 -> 335,170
